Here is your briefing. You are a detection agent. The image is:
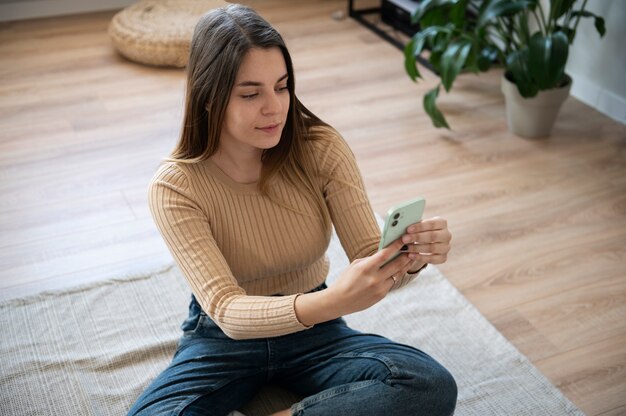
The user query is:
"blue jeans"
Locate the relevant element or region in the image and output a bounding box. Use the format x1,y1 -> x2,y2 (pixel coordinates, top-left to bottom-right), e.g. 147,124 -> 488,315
128,285 -> 457,416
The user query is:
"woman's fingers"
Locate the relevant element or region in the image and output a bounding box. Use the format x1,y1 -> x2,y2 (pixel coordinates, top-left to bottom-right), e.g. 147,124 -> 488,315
352,215 -> 452,287
407,217 -> 447,233
402,217 -> 451,244
415,252 -> 448,264
399,216 -> 452,266
402,229 -> 451,244
378,252 -> 412,280
402,250 -> 447,265
358,239 -> 412,279
401,242 -> 450,255
364,239 -> 403,268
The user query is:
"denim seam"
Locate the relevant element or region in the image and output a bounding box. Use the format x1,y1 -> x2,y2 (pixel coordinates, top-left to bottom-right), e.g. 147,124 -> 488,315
289,352 -> 401,415
334,352 -> 400,379
290,379 -> 380,414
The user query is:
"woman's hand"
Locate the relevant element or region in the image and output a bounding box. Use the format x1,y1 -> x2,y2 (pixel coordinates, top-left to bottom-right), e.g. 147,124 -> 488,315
294,218 -> 451,326
329,240 -> 414,315
294,240 -> 412,326
400,216 -> 452,272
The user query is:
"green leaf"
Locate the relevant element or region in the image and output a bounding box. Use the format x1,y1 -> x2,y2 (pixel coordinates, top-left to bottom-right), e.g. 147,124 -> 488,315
424,85 -> 450,129
429,24 -> 456,52
528,31 -> 569,89
430,50 -> 444,69
404,39 -> 421,81
419,26 -> 447,54
428,52 -> 443,70
431,31 -> 451,54
571,10 -> 606,37
477,0 -> 537,29
420,7 -> 447,28
465,38 -> 488,73
477,45 -> 498,71
552,0 -> 576,19
449,0 -> 470,28
412,0 -> 436,24
555,25 -> 575,43
506,49 -> 538,97
404,26 -> 448,81
440,40 -> 473,91
412,0 -> 463,24
595,16 -> 607,37
594,15 -> 607,37
475,0 -> 492,17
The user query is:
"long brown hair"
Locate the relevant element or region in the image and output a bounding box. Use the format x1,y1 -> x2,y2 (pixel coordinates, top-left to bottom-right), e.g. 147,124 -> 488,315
169,4 -> 333,227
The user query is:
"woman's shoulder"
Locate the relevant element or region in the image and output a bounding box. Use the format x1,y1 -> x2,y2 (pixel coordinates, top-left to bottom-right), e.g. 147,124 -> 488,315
149,160 -> 205,197
307,123 -> 341,143
307,124 -> 353,153
151,160 -> 189,184
305,124 -> 356,168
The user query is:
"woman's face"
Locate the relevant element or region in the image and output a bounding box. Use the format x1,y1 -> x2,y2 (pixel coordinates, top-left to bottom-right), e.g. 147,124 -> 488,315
220,47 -> 290,156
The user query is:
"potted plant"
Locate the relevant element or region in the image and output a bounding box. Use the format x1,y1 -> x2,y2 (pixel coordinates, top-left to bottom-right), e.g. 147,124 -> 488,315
404,0 -> 606,137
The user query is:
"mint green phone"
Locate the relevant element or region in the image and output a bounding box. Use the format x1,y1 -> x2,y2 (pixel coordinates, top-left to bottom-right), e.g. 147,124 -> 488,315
378,197 -> 426,268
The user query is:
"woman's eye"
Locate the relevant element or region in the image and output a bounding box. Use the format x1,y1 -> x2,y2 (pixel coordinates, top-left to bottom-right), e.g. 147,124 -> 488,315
241,93 -> 258,99
277,86 -> 288,92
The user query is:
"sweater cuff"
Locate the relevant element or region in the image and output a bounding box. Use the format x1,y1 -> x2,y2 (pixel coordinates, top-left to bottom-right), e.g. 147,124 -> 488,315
292,293 -> 314,329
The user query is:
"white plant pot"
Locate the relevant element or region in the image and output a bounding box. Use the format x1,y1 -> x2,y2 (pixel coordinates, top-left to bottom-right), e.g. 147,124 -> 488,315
501,73 -> 572,138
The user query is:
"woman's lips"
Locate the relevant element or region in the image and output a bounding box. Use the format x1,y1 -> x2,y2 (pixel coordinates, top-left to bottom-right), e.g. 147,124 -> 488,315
257,123 -> 280,134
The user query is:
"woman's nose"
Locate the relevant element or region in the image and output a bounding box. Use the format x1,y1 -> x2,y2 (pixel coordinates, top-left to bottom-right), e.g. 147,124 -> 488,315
262,91 -> 282,115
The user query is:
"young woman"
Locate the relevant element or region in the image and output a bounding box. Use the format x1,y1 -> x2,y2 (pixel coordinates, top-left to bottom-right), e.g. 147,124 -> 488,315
128,4 -> 456,416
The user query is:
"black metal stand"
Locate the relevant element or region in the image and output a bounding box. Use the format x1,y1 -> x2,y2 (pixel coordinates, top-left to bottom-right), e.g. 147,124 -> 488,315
347,0 -> 435,74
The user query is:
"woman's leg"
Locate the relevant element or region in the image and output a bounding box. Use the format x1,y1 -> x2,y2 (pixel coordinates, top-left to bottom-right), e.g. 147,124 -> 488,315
274,319 -> 457,416
127,298 -> 268,416
127,338 -> 266,416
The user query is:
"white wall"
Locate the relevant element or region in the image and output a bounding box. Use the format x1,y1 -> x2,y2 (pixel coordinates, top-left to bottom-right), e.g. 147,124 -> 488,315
565,0 -> 626,124
0,0 -> 135,22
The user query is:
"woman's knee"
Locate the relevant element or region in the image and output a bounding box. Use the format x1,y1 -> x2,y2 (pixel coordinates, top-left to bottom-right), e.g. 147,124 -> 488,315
392,359 -> 457,416
430,365 -> 457,415
414,363 -> 457,416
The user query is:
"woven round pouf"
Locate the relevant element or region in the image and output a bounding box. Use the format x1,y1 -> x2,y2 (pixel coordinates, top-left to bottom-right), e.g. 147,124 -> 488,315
108,0 -> 228,67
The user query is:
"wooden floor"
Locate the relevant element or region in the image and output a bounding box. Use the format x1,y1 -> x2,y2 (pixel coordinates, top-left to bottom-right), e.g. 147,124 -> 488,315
1,1 -> 624,414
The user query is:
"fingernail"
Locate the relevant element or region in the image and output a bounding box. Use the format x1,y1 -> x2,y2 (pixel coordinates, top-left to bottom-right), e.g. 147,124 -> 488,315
402,236 -> 411,243
400,245 -> 408,251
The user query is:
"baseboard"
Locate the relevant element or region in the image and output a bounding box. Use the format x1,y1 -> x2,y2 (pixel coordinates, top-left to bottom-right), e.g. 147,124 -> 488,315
569,72 -> 626,125
0,0 -> 135,23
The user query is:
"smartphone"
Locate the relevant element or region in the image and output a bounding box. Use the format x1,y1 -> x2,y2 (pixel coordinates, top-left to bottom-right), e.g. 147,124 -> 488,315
378,197 -> 426,268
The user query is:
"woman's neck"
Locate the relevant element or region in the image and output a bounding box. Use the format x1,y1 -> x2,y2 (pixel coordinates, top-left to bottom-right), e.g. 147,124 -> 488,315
210,147 -> 263,184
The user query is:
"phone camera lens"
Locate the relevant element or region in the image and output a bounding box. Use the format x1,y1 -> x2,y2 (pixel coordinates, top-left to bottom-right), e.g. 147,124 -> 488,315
392,220 -> 398,227
393,213 -> 400,220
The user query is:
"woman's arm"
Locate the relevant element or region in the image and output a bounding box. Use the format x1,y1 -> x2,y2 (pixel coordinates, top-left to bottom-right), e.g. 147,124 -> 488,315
290,131 -> 426,324
149,163 -> 309,340
296,130 -> 452,323
315,130 -> 425,289
295,238 -> 411,325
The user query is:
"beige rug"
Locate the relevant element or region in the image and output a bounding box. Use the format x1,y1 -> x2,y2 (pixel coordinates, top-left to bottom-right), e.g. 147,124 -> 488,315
0,228 -> 584,415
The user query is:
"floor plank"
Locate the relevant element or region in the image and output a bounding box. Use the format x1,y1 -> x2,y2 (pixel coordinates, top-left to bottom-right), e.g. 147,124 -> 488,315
536,333 -> 626,416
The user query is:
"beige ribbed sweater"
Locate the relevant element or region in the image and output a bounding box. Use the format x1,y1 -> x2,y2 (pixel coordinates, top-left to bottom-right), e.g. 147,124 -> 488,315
149,130 -> 416,339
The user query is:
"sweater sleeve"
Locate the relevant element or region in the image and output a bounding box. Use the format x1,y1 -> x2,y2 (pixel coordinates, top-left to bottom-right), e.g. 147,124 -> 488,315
148,163 -> 310,340
318,133 -> 381,261
319,131 -> 420,290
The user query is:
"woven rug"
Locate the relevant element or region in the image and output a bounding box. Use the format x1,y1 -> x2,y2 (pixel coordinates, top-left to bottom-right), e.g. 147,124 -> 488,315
0,228 -> 584,415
